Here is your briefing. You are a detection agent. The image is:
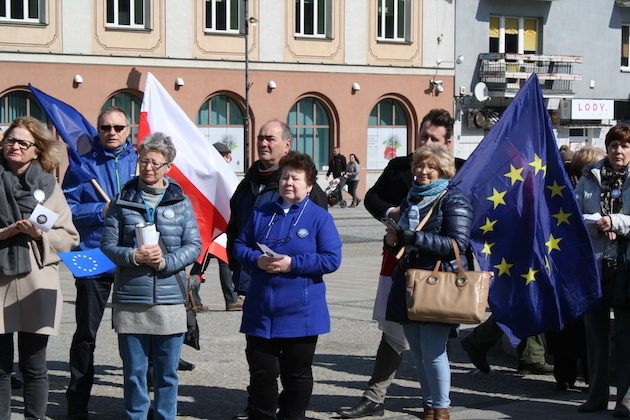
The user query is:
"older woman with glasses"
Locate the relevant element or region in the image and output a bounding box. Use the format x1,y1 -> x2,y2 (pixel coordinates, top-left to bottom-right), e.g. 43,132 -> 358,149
0,117 -> 79,419
101,132 -> 201,419
234,152 -> 342,420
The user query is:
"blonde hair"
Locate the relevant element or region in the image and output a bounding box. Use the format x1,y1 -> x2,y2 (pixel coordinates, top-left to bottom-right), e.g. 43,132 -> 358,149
571,146 -> 606,174
4,116 -> 66,172
412,146 -> 456,179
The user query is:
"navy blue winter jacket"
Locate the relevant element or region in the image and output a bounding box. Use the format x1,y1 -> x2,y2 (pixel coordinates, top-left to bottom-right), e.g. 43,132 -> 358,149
63,140 -> 138,251
100,177 -> 201,305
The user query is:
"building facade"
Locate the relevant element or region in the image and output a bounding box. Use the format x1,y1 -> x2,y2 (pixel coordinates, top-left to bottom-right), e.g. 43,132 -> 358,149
0,0 -> 459,192
455,0 -> 630,157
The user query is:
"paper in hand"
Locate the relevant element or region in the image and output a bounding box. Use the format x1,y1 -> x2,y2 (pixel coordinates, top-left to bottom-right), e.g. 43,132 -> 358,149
28,203 -> 60,232
257,242 -> 286,258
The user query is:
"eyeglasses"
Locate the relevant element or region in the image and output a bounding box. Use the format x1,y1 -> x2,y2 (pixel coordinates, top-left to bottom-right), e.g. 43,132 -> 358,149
2,137 -> 37,150
99,125 -> 127,133
139,160 -> 170,169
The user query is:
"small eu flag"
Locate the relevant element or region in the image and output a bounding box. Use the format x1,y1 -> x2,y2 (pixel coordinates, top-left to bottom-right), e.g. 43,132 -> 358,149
450,74 -> 601,342
58,248 -> 116,278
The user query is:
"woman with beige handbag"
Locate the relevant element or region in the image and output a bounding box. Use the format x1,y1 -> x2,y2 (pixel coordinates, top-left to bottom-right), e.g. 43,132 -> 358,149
384,146 -> 473,420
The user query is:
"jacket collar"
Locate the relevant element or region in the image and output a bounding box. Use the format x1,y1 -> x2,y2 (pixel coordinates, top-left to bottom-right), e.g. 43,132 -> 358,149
117,176 -> 185,207
586,158 -> 630,189
92,139 -> 135,159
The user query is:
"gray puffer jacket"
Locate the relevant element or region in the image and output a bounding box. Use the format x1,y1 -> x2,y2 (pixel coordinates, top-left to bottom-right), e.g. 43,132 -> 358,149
101,177 -> 201,305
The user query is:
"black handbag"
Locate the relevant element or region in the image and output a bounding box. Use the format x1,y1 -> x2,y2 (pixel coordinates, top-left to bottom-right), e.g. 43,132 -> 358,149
602,237 -> 630,309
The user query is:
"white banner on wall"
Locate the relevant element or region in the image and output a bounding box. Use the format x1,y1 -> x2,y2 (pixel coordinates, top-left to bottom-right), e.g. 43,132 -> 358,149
198,126 -> 244,172
367,127 -> 407,170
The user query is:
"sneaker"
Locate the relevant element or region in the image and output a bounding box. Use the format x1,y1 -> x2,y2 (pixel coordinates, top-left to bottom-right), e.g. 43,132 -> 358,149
193,305 -> 209,313
517,362 -> 553,375
226,297 -> 244,311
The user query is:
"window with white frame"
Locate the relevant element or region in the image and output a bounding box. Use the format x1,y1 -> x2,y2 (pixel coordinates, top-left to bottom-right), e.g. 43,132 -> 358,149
377,0 -> 410,42
489,15 -> 539,54
0,0 -> 43,23
106,0 -> 149,29
622,24 -> 629,67
295,0 -> 331,38
205,0 -> 241,33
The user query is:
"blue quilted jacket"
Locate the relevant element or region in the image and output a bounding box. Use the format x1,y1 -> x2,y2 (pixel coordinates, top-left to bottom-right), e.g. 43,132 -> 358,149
101,177 -> 201,305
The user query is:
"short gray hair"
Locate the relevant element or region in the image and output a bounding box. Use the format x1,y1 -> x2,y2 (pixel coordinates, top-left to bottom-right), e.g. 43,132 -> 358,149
138,132 -> 176,162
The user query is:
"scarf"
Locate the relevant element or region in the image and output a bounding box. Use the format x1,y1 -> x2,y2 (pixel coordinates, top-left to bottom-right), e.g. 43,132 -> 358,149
399,178 -> 449,230
0,158 -> 56,276
600,160 -> 627,216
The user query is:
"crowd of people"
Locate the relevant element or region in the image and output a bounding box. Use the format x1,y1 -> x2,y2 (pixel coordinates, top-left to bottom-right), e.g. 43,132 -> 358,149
1,105 -> 630,420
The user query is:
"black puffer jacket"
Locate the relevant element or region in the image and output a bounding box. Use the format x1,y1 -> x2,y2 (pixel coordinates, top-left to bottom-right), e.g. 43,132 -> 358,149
386,188 -> 473,324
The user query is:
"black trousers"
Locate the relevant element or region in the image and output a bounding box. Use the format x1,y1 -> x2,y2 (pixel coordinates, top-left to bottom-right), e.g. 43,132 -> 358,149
0,332 -> 49,420
347,180 -> 360,204
66,276 -> 113,415
245,335 -> 318,420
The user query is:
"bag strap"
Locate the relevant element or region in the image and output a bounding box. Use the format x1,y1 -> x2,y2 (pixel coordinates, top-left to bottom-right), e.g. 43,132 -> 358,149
396,190 -> 447,260
157,236 -> 189,304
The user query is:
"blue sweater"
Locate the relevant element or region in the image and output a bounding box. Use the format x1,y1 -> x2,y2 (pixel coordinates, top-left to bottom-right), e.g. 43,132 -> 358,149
234,197 -> 342,339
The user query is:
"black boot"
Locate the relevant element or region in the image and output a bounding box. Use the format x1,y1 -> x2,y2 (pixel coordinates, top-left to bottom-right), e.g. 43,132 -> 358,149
178,358 -> 195,371
337,398 -> 384,418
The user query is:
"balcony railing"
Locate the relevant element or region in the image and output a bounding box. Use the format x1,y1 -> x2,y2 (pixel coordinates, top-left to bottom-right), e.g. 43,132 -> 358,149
479,53 -> 582,97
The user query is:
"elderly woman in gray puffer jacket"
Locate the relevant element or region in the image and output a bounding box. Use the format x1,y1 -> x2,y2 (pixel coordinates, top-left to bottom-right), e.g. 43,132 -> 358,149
101,132 -> 201,420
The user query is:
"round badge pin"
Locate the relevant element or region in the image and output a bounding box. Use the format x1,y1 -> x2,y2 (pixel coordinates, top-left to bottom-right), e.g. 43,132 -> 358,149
33,189 -> 45,203
297,228 -> 309,238
36,214 -> 48,224
163,209 -> 175,219
612,189 -> 622,198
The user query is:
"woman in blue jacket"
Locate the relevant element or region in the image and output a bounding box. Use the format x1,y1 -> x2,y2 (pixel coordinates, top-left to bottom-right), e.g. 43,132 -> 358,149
234,152 -> 342,420
101,132 -> 201,420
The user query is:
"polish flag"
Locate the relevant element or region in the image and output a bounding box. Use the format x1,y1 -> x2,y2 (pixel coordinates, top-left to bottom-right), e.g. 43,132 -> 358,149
138,73 -> 238,263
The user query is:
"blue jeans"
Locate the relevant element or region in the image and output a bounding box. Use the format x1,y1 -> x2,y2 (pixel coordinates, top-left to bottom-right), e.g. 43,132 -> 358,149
403,323 -> 451,409
118,333 -> 184,420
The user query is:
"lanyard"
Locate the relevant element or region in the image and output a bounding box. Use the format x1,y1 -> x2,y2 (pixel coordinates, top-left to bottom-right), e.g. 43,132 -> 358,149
264,200 -> 309,241
142,192 -> 165,223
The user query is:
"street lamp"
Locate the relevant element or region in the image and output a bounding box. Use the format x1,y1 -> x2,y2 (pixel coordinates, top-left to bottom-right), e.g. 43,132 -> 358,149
243,0 -> 257,166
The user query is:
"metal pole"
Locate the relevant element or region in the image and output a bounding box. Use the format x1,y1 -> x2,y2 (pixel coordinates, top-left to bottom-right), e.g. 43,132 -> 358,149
243,0 -> 250,166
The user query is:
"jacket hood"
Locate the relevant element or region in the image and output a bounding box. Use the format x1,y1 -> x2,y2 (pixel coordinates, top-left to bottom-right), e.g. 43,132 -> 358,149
116,176 -> 186,207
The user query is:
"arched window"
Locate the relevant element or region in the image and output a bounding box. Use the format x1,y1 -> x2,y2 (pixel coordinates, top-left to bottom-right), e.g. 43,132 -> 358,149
101,92 -> 142,144
287,97 -> 330,170
197,94 -> 245,172
367,98 -> 408,169
0,90 -> 47,128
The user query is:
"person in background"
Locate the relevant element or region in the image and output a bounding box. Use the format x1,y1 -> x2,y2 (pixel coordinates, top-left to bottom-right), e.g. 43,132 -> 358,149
188,141 -> 243,312
0,117 -> 80,419
326,147 -> 347,180
547,146 -> 606,392
345,153 -> 362,208
234,152 -> 342,420
574,125 -> 630,417
64,106 -> 138,419
101,132 -> 201,419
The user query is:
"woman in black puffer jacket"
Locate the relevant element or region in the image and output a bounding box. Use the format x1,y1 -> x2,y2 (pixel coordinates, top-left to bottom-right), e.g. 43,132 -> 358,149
385,146 -> 472,420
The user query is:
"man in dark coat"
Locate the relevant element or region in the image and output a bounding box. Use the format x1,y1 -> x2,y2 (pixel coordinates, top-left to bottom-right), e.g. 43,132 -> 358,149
326,147 -> 347,179
226,119 -> 327,297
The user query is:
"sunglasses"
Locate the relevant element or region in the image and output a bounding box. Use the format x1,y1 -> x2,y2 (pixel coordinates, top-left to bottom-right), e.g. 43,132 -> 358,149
3,137 -> 37,150
99,125 -> 127,133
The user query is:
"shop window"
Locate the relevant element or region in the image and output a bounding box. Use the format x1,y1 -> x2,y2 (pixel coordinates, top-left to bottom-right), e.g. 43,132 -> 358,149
367,98 -> 408,169
287,97 -> 330,170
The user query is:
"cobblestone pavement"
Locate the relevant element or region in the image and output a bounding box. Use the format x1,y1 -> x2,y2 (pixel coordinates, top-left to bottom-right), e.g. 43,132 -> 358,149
7,202 -> 617,419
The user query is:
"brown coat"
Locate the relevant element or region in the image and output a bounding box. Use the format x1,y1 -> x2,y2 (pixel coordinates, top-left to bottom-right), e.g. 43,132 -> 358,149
0,183 -> 79,335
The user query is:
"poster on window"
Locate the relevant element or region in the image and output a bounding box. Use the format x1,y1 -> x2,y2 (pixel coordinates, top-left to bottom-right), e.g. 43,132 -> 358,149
197,126 -> 244,172
367,127 -> 407,170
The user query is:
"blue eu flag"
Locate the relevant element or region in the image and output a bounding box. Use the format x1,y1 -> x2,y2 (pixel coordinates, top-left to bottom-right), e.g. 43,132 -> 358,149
58,248 -> 116,278
28,84 -> 97,187
451,74 -> 601,342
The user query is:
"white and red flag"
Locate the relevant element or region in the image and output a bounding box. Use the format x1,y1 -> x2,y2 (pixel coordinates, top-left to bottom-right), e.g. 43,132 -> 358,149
138,72 -> 238,262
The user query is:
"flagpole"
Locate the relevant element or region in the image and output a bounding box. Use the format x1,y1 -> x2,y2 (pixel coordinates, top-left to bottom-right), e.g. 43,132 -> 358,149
243,0 -> 250,166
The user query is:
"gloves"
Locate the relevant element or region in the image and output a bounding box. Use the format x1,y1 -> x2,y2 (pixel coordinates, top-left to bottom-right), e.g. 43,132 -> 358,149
397,229 -> 415,246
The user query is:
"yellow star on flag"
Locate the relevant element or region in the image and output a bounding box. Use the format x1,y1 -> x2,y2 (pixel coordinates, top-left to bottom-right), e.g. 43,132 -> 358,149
493,258 -> 514,276
487,188 -> 507,209
529,154 -> 547,175
545,234 -> 562,253
479,217 -> 497,235
481,241 -> 495,258
546,181 -> 566,198
504,164 -> 524,185
521,268 -> 539,285
551,208 -> 572,226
